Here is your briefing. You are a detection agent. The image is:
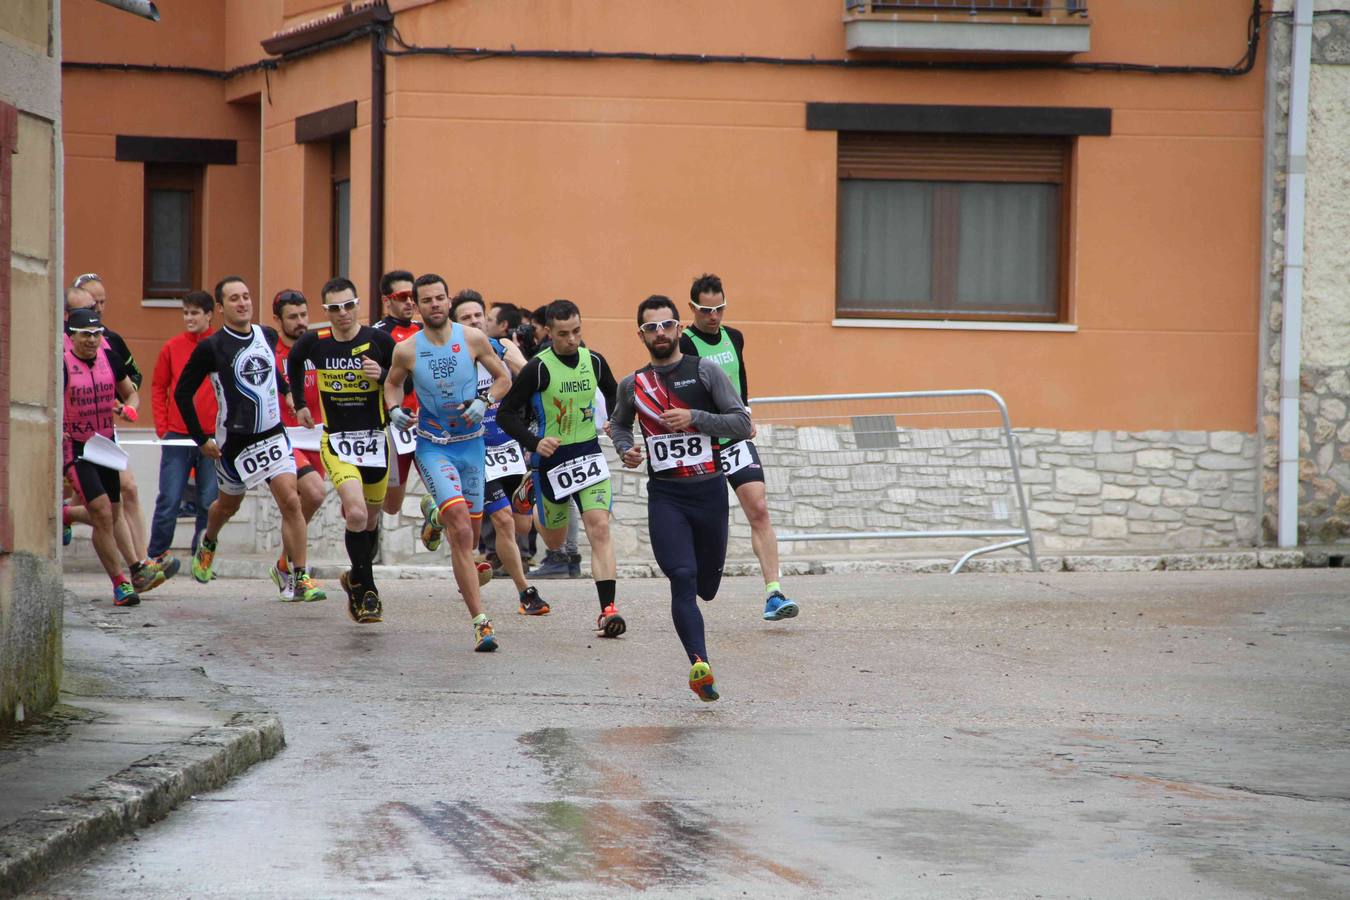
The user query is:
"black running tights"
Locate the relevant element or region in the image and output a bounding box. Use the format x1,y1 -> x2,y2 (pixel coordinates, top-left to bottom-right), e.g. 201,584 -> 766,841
647,477 -> 729,665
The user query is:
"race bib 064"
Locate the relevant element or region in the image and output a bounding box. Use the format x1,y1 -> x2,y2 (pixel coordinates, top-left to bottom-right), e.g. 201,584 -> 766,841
331,429 -> 388,468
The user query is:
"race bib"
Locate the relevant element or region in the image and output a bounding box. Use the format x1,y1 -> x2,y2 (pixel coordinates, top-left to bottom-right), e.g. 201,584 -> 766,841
485,440 -> 527,481
719,439 -> 753,476
646,432 -> 712,473
331,429 -> 388,468
546,451 -> 610,499
388,422 -> 417,457
237,432 -> 291,489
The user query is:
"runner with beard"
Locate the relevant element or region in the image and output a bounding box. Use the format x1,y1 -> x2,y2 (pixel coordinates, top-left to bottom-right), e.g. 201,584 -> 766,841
372,269 -> 421,525
610,295 -> 751,701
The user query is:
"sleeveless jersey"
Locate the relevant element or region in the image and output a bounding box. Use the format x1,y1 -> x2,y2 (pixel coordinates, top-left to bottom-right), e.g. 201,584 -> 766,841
476,337 -> 510,447
632,354 -> 721,479
63,336 -> 117,443
411,325 -> 480,442
682,327 -> 741,399
533,347 -> 600,447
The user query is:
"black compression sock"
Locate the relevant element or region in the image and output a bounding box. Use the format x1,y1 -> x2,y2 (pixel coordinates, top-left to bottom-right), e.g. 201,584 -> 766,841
345,529 -> 372,588
597,579 -> 616,612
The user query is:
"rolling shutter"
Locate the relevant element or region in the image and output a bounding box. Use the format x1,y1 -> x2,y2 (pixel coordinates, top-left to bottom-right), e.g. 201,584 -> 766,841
838,133 -> 1068,184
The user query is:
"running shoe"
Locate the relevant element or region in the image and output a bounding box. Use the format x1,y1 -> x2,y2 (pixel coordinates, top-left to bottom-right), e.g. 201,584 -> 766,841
518,586 -> 550,616
476,561 -> 493,587
62,524 -> 72,546
112,582 -> 141,607
191,539 -> 216,584
473,617 -> 498,652
763,591 -> 799,622
568,552 -> 583,578
688,658 -> 719,702
595,604 -> 626,639
130,561 -> 166,594
420,494 -> 444,552
154,552 -> 182,581
342,571 -> 361,620
294,568 -> 326,602
531,549 -> 571,579
355,590 -> 383,624
510,476 -> 534,515
270,564 -> 288,599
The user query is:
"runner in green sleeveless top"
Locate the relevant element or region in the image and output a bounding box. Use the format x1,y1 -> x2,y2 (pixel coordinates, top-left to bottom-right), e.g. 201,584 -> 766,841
679,273 -> 800,623
497,299 -> 627,639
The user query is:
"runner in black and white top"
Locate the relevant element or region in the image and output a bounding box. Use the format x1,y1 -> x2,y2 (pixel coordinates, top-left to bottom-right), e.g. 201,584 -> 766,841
174,275 -> 326,602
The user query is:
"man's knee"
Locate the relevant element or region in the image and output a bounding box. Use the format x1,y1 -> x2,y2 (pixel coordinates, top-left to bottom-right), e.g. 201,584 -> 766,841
491,507 -> 515,535
583,512 -> 610,543
89,499 -> 116,530
343,502 -> 368,532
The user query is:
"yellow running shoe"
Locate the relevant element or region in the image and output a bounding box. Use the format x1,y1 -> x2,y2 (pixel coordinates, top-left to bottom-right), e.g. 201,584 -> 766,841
420,494 -> 444,551
689,658 -> 719,702
191,540 -> 216,584
473,616 -> 498,652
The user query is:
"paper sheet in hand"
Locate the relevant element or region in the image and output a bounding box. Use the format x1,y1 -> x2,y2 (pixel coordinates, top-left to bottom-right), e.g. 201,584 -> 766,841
287,426 -> 324,452
80,433 -> 129,471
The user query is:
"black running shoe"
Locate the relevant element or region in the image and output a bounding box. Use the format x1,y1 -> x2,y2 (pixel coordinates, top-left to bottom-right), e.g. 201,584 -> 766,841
356,590 -> 383,624
518,586 -> 551,616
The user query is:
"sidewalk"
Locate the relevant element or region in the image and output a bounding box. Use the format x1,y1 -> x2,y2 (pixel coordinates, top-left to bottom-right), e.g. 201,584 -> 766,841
0,591 -> 282,899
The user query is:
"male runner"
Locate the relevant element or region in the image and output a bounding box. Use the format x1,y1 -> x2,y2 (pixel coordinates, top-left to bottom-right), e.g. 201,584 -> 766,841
496,299 -> 624,638
62,307 -> 144,606
680,273 -> 799,622
175,276 -> 325,602
611,295 -> 751,701
384,273 -> 510,651
271,289 -> 328,520
372,269 -> 421,520
451,290 -> 549,616
71,273 -> 173,589
289,277 -> 396,624
62,283 -> 168,592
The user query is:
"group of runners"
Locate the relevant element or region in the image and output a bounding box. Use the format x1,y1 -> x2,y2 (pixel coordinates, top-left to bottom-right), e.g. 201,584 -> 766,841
61,270 -> 799,700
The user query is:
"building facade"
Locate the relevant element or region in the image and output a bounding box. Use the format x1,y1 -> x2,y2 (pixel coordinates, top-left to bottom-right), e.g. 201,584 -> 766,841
1,0 -> 65,726
59,0 -> 1348,559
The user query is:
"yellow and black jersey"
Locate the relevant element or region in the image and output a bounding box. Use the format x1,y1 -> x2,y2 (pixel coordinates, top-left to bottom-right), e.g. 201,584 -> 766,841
286,325 -> 396,433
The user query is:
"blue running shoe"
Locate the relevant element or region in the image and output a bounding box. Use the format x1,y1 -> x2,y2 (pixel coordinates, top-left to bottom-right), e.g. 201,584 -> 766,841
112,582 -> 140,607
763,591 -> 799,621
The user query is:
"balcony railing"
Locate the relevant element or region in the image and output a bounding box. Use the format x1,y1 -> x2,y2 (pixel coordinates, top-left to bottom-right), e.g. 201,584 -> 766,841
844,0 -> 1090,54
846,1 -> 1087,14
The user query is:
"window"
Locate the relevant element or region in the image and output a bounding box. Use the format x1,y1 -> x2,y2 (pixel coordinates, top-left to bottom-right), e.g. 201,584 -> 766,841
331,136 -> 350,280
142,163 -> 202,300
836,133 -> 1069,321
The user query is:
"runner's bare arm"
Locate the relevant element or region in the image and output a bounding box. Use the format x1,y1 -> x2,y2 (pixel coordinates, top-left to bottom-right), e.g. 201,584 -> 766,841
384,340 -> 414,412
468,327 -> 510,403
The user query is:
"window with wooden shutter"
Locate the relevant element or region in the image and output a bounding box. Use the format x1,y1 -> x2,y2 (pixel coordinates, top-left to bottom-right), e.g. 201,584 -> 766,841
836,132 -> 1070,321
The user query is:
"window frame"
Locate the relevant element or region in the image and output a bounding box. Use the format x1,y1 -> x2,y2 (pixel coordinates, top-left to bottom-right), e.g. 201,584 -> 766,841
834,132 -> 1073,324
141,162 -> 203,301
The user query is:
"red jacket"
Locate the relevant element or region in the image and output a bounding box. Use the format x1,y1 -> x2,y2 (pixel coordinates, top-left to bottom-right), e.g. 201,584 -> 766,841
152,329 -> 218,437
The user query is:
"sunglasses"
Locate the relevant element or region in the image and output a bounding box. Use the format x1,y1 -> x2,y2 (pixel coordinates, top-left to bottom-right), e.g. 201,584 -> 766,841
73,272 -> 102,288
69,327 -> 105,336
323,299 -> 360,313
691,302 -> 726,314
639,318 -> 681,334
384,290 -> 414,302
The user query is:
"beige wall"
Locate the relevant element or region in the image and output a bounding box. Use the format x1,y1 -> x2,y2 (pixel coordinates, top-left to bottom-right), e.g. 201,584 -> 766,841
1,0 -> 64,728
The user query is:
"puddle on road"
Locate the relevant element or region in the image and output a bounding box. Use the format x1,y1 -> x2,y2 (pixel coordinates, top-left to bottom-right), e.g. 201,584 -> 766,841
818,807 -> 1038,869
326,726 -> 815,890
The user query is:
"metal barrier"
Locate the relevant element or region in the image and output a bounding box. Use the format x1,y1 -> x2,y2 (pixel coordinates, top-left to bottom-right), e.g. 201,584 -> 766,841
846,1 -> 1087,14
746,389 -> 1039,574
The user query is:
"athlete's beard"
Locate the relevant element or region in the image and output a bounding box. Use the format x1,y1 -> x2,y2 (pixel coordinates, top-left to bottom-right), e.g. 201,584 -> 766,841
284,324 -> 307,341
648,337 -> 676,361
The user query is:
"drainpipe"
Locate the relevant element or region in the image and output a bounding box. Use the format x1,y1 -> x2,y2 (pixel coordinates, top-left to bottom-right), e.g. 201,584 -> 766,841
1278,0 -> 1314,548
368,21 -> 388,322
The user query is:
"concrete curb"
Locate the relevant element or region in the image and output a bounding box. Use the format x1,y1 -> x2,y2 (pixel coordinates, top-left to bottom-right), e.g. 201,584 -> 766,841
200,549 -> 1308,581
0,711 -> 284,899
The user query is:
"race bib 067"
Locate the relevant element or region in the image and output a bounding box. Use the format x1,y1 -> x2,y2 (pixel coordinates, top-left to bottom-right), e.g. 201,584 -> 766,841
719,439 -> 753,476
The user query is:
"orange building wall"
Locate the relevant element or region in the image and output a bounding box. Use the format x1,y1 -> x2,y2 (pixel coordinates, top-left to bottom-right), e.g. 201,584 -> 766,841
62,0 -> 1266,433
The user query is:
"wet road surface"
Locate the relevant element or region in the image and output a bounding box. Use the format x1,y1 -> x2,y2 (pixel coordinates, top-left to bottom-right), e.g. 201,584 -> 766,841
36,568 -> 1350,898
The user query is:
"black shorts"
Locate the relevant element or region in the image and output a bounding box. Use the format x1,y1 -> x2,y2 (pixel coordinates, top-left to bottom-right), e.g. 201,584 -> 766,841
722,438 -> 765,490
484,473 -> 524,515
69,458 -> 122,505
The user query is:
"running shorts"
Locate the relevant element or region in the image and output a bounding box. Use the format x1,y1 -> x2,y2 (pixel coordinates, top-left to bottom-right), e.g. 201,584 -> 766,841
387,449 -> 415,489
216,427 -> 297,496
319,432 -> 389,506
723,438 -> 765,491
414,435 -> 485,520
293,447 -> 326,481
484,473 -> 524,516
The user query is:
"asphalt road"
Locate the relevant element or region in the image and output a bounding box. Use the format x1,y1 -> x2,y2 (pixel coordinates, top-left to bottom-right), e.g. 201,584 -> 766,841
35,568 -> 1350,898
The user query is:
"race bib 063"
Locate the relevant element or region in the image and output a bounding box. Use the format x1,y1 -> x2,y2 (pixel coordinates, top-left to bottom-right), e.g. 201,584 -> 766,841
545,451 -> 610,499
645,432 -> 712,473
485,440 -> 527,481
237,432 -> 291,489
331,429 -> 388,468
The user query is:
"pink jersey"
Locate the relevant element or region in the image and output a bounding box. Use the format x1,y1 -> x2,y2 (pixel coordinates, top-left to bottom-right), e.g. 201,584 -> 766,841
63,335 -> 117,443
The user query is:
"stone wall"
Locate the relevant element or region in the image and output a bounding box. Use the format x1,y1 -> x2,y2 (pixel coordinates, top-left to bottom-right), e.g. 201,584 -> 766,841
1259,5 -> 1350,546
